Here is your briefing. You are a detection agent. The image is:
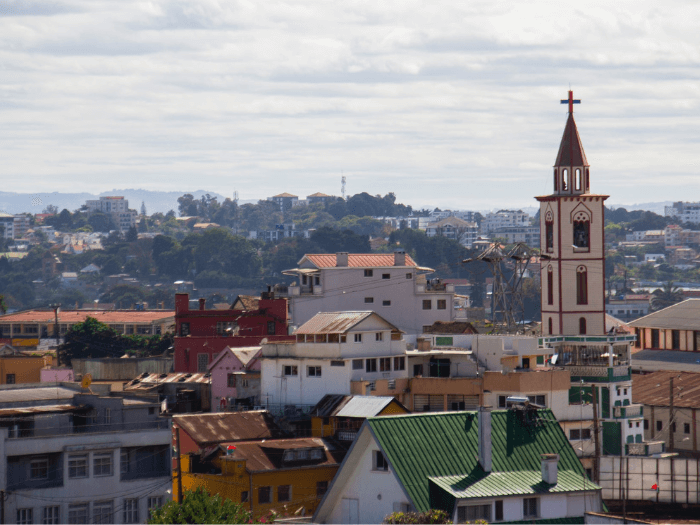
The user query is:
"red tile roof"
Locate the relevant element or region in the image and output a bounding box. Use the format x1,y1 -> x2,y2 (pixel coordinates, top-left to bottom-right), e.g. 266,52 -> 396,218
304,254 -> 417,268
0,310 -> 174,324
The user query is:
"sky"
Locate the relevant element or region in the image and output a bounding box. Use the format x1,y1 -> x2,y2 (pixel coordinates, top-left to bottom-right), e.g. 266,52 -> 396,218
1,1 -> 700,212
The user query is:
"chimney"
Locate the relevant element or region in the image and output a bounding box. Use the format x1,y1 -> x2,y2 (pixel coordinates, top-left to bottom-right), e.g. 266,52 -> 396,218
198,298 -> 206,311
541,454 -> 559,484
394,249 -> 406,266
336,252 -> 349,267
478,406 -> 492,473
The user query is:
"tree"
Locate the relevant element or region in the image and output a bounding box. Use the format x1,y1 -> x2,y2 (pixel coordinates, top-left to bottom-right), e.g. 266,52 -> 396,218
141,201 -> 147,216
88,212 -> 114,232
383,510 -> 451,524
651,282 -> 684,311
126,226 -> 138,242
58,317 -> 124,364
42,204 -> 59,215
148,487 -> 273,524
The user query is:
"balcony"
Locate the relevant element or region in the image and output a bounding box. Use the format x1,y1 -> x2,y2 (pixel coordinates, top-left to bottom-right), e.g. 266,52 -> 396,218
7,419 -> 170,439
337,431 -> 358,442
566,365 -> 631,382
626,441 -> 665,456
613,404 -> 643,419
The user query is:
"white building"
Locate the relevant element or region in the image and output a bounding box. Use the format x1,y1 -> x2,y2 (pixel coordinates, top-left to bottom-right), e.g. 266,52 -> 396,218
481,210 -> 529,234
665,201 -> 700,224
280,251 -> 455,335
85,197 -> 137,232
13,215 -> 31,239
488,226 -> 541,248
0,213 -> 14,240
260,311 -> 410,407
0,383 -> 171,524
425,217 -> 479,247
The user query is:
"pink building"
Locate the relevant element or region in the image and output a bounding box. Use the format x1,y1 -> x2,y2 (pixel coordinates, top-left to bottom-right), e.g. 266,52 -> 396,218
208,347 -> 262,411
40,367 -> 74,382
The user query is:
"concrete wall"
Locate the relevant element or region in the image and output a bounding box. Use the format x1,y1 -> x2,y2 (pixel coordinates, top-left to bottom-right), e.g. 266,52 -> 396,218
72,357 -> 173,380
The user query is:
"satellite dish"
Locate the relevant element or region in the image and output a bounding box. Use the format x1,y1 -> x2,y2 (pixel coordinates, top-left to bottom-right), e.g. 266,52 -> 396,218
81,373 -> 93,389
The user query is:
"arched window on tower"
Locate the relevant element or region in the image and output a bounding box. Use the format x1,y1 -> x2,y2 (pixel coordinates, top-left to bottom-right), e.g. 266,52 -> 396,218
562,169 -> 568,192
547,266 -> 554,305
585,169 -> 590,192
553,169 -> 558,192
573,211 -> 590,251
579,317 -> 587,335
545,211 -> 554,253
575,169 -> 582,191
576,266 -> 588,305
548,318 -> 553,335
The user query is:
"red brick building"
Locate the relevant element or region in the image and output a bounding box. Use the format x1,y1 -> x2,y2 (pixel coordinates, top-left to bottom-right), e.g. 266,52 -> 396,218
174,292 -> 293,372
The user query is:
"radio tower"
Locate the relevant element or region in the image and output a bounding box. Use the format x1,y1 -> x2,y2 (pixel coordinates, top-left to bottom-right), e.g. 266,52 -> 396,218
341,175 -> 346,200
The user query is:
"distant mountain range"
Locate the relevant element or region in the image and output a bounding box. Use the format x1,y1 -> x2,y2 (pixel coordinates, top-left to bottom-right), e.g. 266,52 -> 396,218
0,190 -> 258,215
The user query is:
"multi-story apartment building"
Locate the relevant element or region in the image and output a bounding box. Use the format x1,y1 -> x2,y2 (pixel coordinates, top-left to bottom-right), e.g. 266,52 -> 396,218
85,196 -> 137,232
481,209 -> 529,234
12,214 -> 31,239
0,213 -> 14,240
279,251 -> 455,334
425,217 -> 479,247
488,226 -> 541,248
0,382 -> 171,524
665,201 -> 700,224
267,193 -> 299,212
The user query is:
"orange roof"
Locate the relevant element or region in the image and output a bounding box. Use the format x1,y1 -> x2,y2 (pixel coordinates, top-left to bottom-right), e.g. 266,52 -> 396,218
0,309 -> 174,324
308,192 -> 331,197
272,192 -> 297,198
304,253 -> 417,268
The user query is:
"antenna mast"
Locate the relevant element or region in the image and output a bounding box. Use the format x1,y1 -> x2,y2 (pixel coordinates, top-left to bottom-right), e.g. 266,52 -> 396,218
341,174 -> 346,200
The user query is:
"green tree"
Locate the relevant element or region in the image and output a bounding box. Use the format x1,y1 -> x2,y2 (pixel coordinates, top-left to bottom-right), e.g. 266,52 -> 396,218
58,317 -> 124,364
310,227 -> 370,253
87,212 -> 114,232
126,226 -> 138,242
148,487 -> 272,524
651,282 -> 684,311
383,509 -> 451,524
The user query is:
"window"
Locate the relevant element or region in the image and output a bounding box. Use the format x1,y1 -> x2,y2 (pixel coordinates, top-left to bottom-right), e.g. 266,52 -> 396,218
495,500 -> 504,522
147,497 -> 163,514
104,408 -> 111,425
672,330 -> 681,350
382,300 -> 391,306
382,273 -> 390,279
315,276 -> 320,285
197,353 -> 209,372
17,509 -> 32,525
575,168 -> 582,191
6,374 -> 15,384
310,448 -> 323,459
267,321 -> 275,335
651,329 -> 660,348
278,485 -> 291,502
523,497 -> 538,518
123,499 -> 139,524
394,356 -> 405,371
422,300 -> 432,310
570,428 -> 591,440
380,358 -> 391,372
527,395 -> 546,406
30,458 -> 49,480
374,450 -> 388,471
685,423 -> 691,434
43,506 -> 60,524
352,359 -> 363,370
644,419 -> 649,430
364,269 -> 373,277
68,504 -> 89,524
180,322 -> 190,336
241,491 -> 249,503
548,318 -> 553,335
93,453 -> 113,477
376,332 -> 383,341
458,505 -> 491,523
672,422 -> 677,433
368,381 -> 376,391
406,273 -> 412,279
573,219 -> 590,250
366,359 -> 377,373
307,366 -> 322,377
437,299 -> 447,310
259,486 -> 271,504
576,266 -> 588,305
68,454 -> 88,478
331,360 -> 345,366
216,321 -> 235,335
283,365 -> 298,376
413,364 -> 423,377
93,500 -> 113,524
241,379 -> 249,388
317,480 -> 328,497
579,317 -> 587,335
364,297 -> 374,304
498,395 -> 507,408
562,168 -> 569,191
227,374 -> 237,388
546,220 -> 554,252
657,420 -> 663,432
354,333 -> 362,343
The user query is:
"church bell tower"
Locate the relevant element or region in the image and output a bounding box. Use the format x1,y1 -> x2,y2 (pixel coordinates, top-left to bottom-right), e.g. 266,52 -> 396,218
537,91 -> 607,336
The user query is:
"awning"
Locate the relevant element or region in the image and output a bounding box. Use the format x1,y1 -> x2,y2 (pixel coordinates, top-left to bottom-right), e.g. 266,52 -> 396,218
281,268 -> 321,276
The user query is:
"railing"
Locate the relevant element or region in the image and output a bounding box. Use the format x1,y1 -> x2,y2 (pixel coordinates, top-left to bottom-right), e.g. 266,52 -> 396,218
626,441 -> 665,456
258,404 -> 316,419
337,431 -> 358,441
613,404 -> 643,419
566,365 -> 631,382
7,419 -> 170,439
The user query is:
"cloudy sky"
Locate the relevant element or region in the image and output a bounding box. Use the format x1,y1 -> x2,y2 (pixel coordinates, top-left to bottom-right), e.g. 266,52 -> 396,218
1,1 -> 699,211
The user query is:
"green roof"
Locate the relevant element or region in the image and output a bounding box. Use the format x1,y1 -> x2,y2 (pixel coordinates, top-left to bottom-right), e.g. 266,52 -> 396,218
368,409 -> 594,512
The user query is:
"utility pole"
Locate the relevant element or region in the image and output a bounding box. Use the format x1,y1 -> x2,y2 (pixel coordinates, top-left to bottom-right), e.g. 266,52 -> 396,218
670,376 -> 675,452
175,426 -> 183,504
592,387 -> 600,483
1,490 -> 5,524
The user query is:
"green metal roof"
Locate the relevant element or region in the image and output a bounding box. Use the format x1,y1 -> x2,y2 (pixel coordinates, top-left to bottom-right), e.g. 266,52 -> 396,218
368,409 -> 592,512
429,470 -> 596,499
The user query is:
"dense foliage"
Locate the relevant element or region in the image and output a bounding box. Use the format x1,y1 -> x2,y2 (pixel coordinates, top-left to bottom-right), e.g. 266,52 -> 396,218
147,488 -> 275,524
383,510 -> 451,524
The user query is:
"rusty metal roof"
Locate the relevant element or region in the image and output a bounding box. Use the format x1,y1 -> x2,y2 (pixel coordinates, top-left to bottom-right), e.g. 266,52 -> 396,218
302,254 -> 417,268
231,295 -> 259,311
0,386 -> 78,403
629,299 -> 700,330
423,321 -> 478,334
0,309 -> 174,324
0,404 -> 83,417
295,311 -> 398,335
173,411 -> 286,446
633,371 -> 700,408
124,373 -> 209,390
218,437 -> 344,472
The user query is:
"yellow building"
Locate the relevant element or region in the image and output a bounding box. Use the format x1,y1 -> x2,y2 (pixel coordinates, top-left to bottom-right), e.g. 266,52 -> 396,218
310,395 -> 409,442
0,354 -> 48,384
176,437 -> 343,518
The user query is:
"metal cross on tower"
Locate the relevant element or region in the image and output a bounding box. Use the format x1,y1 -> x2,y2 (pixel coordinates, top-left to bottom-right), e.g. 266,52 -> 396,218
561,90 -> 581,114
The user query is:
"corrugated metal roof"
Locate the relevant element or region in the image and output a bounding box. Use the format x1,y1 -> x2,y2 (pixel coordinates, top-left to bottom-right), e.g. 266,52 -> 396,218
0,386 -> 78,403
632,349 -> 700,374
423,321 -> 478,335
0,309 -> 174,324
124,373 -> 209,390
429,470 -> 595,499
295,311 -> 374,334
218,437 -> 344,472
335,396 -> 400,418
302,254 -> 417,268
0,404 -> 83,417
231,295 -> 259,311
633,371 -> 700,408
628,299 -> 700,330
173,411 -> 286,446
368,409 -> 588,512
310,395 -> 350,417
